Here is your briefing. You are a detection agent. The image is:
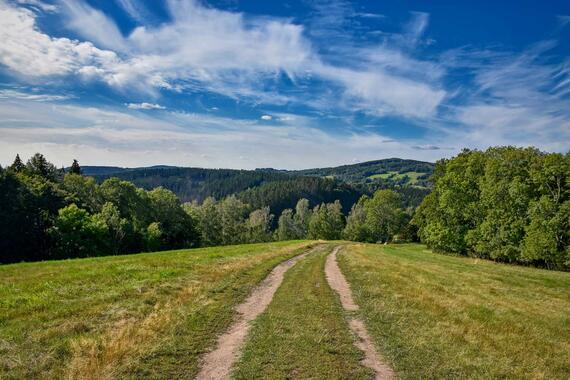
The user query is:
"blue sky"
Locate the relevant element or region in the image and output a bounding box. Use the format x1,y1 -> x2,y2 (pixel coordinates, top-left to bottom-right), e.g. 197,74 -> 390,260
0,0 -> 569,169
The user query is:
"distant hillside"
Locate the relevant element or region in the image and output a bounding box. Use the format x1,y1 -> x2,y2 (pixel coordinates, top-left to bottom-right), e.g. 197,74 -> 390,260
236,176 -> 363,216
287,158 -> 435,187
92,166 -> 295,202
86,158 -> 434,209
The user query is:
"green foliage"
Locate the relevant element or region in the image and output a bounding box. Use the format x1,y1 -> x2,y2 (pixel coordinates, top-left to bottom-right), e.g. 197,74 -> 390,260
26,153 -> 59,181
219,195 -> 249,245
308,200 -> 345,240
193,197 -> 222,246
62,173 -> 100,212
0,154 -> 200,263
69,159 -> 82,175
342,196 -> 369,242
144,222 -> 163,252
342,190 -> 407,243
276,209 -> 299,241
292,157 -> 434,186
294,198 -> 312,237
10,154 -> 25,173
148,187 -> 199,249
49,204 -> 109,258
364,189 -> 406,243
413,147 -> 570,270
244,207 -> 274,243
237,176 -> 361,217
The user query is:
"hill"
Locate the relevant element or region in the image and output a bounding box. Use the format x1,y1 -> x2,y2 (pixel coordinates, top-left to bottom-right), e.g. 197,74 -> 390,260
85,158 -> 434,208
1,242 -> 568,378
286,158 -> 434,186
91,166 -> 295,202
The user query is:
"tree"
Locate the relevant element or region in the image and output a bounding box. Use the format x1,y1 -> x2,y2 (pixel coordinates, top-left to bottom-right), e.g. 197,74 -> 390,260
26,153 -> 58,181
70,159 -> 82,175
276,209 -> 299,241
10,154 -> 25,173
364,190 -> 405,243
148,187 -> 199,249
144,222 -> 162,252
219,195 -> 248,245
62,173 -> 100,213
308,201 -> 344,240
294,198 -> 312,238
98,178 -> 150,228
49,204 -> 109,258
343,196 -> 369,242
245,207 -> 274,243
98,202 -> 128,254
195,197 -> 222,246
413,147 -> 570,270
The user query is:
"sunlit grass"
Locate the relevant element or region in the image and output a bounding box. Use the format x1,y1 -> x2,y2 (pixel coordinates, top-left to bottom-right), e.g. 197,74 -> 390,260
233,244 -> 372,379
339,243 -> 570,379
0,241 -> 314,379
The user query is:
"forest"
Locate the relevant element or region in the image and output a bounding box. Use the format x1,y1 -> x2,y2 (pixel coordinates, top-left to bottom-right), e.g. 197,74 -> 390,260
413,147 -> 570,270
1,147 -> 569,270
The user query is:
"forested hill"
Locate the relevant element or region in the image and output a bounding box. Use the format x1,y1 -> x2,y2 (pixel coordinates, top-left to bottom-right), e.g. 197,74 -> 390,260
86,157 -> 434,195
286,158 -> 435,186
84,159 -> 434,214
91,167 -> 296,202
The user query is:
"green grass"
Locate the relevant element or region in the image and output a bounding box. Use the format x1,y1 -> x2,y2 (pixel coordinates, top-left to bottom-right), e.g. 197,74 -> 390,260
339,243 -> 570,379
233,244 -> 372,379
0,241 -> 315,379
367,171 -> 424,184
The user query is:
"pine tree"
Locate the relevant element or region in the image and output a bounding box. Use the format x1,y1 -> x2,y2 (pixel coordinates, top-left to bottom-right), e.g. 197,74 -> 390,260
10,154 -> 25,172
70,159 -> 82,175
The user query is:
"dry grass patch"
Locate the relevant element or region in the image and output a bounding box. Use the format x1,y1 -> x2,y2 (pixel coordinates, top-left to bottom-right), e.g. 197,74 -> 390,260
0,241 -> 314,379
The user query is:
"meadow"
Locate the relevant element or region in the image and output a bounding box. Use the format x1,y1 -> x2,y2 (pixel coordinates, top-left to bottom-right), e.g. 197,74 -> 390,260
340,243 -> 570,379
1,241 -> 569,379
0,241 -> 313,379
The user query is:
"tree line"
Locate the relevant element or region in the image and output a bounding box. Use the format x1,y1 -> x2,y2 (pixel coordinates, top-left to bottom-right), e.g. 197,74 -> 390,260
1,154 -> 198,263
3,147 -> 567,271
412,147 -> 570,270
0,153 -> 412,263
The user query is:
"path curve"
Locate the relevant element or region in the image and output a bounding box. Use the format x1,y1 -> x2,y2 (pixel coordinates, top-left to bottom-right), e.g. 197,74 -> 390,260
195,246 -> 317,380
325,246 -> 395,380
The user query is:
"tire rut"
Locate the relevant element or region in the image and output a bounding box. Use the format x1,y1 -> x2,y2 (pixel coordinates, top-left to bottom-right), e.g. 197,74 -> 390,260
325,246 -> 395,380
195,245 -> 319,380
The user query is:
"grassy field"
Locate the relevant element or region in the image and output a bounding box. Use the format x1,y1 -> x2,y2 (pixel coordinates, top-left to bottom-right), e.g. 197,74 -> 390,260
368,171 -> 424,185
339,243 -> 570,379
2,241 -> 569,379
0,241 -> 314,379
233,244 -> 372,379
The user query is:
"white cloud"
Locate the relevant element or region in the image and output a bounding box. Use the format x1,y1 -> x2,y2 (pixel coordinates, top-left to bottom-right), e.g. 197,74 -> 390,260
0,100 -> 449,168
16,0 -> 57,12
0,0 -> 450,119
126,102 -> 166,110
58,0 -> 128,52
0,89 -> 70,101
0,3 -> 120,77
260,115 -> 272,120
317,64 -> 445,118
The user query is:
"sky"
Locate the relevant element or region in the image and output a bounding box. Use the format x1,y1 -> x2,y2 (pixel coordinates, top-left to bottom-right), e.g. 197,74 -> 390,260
0,0 -> 569,169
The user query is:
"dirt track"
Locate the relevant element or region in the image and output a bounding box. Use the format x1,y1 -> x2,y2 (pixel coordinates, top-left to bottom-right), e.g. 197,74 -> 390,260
325,246 -> 395,380
195,246 -> 316,380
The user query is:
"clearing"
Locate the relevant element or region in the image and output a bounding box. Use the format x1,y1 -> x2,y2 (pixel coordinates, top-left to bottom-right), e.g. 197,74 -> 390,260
0,241 -> 314,379
1,242 -> 569,379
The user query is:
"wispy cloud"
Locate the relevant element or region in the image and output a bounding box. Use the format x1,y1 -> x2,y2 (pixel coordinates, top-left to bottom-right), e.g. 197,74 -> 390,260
0,100 -> 448,168
15,0 -> 57,12
1,0 -> 449,119
0,89 -> 70,101
126,102 -> 165,110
